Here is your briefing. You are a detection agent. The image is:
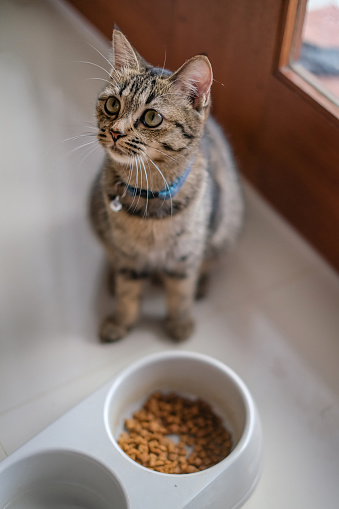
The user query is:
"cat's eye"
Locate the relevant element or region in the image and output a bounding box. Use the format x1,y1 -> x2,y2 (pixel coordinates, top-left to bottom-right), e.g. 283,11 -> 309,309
104,97 -> 120,117
141,109 -> 163,128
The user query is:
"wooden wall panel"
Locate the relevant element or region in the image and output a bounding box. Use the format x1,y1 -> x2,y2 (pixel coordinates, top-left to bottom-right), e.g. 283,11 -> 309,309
257,76 -> 339,264
68,0 -> 283,181
169,1 -> 283,182
69,0 -> 176,65
67,0 -> 339,271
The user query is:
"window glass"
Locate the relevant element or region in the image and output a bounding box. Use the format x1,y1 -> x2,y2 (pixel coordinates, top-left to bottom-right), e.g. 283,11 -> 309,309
292,0 -> 339,106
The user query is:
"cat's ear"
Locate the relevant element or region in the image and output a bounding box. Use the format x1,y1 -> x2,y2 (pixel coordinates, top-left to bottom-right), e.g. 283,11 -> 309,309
112,29 -> 140,72
169,55 -> 213,110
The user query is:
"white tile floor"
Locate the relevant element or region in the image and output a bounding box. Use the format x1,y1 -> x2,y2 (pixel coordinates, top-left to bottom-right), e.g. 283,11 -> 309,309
0,0 -> 339,507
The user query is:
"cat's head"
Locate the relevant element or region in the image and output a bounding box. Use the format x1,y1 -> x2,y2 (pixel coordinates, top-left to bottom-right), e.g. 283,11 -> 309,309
96,30 -> 213,169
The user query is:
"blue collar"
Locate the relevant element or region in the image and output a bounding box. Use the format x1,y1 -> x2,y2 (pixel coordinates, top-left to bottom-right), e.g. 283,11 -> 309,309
121,159 -> 194,200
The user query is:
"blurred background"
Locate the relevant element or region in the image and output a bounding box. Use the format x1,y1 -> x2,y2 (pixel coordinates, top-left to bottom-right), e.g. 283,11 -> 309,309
68,0 -> 339,271
0,2 -> 338,508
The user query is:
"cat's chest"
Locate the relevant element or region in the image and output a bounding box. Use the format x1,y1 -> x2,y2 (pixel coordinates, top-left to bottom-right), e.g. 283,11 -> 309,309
111,213 -> 179,250
108,209 -> 200,267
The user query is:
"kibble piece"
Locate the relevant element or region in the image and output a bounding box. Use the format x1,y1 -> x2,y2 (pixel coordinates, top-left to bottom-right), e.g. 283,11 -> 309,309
185,464 -> 199,473
117,391 -> 232,474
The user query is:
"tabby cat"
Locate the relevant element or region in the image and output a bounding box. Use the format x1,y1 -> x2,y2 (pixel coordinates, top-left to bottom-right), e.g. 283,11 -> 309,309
90,30 -> 244,342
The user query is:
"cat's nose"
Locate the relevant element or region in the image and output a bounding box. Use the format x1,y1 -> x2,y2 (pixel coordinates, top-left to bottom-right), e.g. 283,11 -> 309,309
110,130 -> 125,142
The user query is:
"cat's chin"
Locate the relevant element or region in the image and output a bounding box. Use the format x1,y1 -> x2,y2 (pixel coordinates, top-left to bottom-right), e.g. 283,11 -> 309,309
107,148 -> 131,165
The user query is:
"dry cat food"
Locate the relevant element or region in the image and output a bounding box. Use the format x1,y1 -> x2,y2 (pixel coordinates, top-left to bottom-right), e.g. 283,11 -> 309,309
118,391 -> 232,474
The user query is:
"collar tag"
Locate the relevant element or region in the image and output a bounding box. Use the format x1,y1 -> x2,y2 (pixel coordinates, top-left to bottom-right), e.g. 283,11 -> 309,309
109,195 -> 122,212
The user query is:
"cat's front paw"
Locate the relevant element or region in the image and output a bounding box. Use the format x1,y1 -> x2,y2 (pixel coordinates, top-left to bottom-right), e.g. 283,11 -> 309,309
165,316 -> 194,342
100,316 -> 128,343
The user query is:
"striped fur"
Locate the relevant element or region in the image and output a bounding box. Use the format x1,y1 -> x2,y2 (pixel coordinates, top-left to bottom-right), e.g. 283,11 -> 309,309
90,30 -> 244,342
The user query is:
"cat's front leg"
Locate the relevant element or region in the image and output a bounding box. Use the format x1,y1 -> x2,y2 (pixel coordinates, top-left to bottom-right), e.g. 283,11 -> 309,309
164,270 -> 198,342
100,269 -> 145,343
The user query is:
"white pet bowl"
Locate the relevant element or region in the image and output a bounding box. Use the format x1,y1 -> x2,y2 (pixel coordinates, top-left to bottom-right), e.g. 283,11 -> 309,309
0,449 -> 128,509
104,351 -> 262,508
0,351 -> 262,509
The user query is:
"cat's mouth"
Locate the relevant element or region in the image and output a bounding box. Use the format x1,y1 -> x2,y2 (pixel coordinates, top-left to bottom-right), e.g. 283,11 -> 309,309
107,144 -> 132,163
108,143 -> 124,155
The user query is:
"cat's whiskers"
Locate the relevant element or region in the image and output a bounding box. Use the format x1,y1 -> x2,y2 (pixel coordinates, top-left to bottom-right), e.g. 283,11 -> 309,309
161,49 -> 167,75
122,156 -> 135,198
133,155 -> 143,213
144,144 -> 178,163
128,155 -> 140,213
120,156 -> 134,200
139,155 -> 150,218
146,155 -> 173,218
65,120 -> 97,131
213,78 -> 225,87
77,142 -> 100,167
110,67 -> 122,83
145,158 -> 166,213
85,77 -> 116,88
128,156 -> 135,185
83,125 -> 97,130
77,60 -> 118,86
61,139 -> 98,162
88,44 -> 114,73
46,132 -> 97,159
59,133 -> 97,145
128,126 -> 177,165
